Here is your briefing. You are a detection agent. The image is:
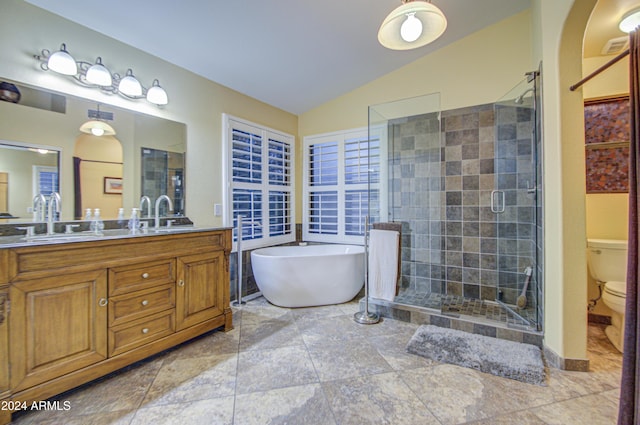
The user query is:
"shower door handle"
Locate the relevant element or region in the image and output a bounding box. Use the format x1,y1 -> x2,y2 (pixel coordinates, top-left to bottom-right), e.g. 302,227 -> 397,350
491,190 -> 505,213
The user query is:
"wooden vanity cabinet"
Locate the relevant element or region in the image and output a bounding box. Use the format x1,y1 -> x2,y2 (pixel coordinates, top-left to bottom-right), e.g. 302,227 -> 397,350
176,251 -> 227,330
9,270 -> 108,392
0,229 -> 231,425
0,284 -> 9,425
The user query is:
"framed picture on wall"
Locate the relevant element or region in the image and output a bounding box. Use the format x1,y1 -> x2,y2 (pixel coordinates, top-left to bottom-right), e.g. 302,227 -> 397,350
104,177 -> 123,194
584,95 -> 630,193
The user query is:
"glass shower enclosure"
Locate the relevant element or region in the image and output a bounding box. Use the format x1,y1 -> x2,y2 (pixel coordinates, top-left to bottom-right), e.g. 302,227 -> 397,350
368,70 -> 542,331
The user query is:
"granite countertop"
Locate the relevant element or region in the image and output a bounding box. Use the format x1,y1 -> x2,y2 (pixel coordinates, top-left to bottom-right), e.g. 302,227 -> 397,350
0,225 -> 232,248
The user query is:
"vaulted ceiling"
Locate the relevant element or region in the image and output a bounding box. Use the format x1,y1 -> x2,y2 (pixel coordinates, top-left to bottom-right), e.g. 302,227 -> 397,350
25,0 -> 640,114
25,0 -> 530,114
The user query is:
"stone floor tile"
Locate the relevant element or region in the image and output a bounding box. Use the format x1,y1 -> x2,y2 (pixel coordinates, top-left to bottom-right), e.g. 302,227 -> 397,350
234,384 -> 336,425
531,390 -> 619,425
239,317 -> 304,351
142,352 -> 237,407
322,372 -> 440,425
400,363 -> 556,424
236,345 -> 318,394
130,397 -> 235,425
306,338 -> 392,381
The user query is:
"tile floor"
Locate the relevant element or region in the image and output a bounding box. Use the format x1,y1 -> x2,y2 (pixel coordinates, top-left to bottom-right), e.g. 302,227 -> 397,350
11,297 -> 622,425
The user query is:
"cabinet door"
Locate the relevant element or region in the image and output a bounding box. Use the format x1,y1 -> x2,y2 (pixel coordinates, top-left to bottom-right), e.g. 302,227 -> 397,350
0,288 -> 8,396
175,251 -> 225,331
10,270 -> 108,392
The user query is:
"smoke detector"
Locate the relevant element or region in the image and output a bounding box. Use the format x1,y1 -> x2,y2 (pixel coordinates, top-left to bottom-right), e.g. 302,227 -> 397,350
601,36 -> 629,55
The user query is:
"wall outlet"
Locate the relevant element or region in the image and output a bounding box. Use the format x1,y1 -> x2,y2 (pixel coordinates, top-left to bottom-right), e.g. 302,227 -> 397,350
214,203 -> 222,216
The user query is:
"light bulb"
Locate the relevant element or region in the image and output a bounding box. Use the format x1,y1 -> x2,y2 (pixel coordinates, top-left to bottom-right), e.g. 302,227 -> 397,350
400,13 -> 423,42
91,127 -> 105,137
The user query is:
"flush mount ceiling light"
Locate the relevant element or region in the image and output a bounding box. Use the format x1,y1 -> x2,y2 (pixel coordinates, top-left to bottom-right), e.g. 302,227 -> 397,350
34,43 -> 169,106
378,0 -> 447,50
619,8 -> 640,33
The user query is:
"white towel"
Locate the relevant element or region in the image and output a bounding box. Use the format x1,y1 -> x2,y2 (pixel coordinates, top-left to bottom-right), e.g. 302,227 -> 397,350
368,229 -> 399,301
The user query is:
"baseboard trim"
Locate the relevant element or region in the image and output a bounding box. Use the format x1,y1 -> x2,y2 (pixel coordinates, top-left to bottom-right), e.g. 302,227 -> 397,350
588,313 -> 612,325
543,345 -> 590,371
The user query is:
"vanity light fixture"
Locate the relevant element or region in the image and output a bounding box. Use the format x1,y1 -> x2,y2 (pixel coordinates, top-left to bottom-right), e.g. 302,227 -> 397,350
46,43 -> 77,75
118,69 -> 143,97
35,44 -> 169,106
619,8 -> 640,33
146,79 -> 168,105
378,0 -> 447,50
85,57 -> 112,87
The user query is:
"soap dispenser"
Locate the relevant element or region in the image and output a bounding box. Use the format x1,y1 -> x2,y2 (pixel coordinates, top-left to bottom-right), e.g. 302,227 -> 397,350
128,208 -> 140,234
91,208 -> 104,235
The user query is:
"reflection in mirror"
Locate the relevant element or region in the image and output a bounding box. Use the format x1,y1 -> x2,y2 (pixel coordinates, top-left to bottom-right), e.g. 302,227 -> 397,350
73,133 -> 123,219
0,142 -> 60,223
0,78 -> 186,223
141,148 -> 185,217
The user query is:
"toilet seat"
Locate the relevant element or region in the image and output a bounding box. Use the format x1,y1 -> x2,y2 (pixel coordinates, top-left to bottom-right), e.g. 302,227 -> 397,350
605,280 -> 627,297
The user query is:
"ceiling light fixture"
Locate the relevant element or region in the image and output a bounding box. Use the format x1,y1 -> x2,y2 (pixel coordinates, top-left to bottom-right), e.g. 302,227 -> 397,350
619,8 -> 640,33
79,120 -> 116,137
79,104 -> 117,137
378,0 -> 447,50
34,44 -> 169,106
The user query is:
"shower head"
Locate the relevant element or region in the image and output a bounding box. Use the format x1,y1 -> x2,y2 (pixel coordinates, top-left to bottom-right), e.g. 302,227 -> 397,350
515,88 -> 534,104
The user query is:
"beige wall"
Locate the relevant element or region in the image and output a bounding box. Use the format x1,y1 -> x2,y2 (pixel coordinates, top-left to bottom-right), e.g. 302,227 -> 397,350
298,10 -> 533,223
0,0 -> 616,362
0,0 -> 297,227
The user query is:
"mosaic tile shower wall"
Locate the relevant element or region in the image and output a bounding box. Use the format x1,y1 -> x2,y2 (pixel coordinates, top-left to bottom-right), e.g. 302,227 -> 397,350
387,114 -> 443,296
389,102 -> 539,327
141,148 -> 185,215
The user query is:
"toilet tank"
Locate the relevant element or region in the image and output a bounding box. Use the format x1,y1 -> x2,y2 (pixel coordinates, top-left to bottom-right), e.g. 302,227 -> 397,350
587,239 -> 628,283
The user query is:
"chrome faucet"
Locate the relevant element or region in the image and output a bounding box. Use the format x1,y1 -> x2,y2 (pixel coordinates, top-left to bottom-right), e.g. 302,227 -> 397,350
47,192 -> 61,235
32,194 -> 46,222
139,196 -> 152,218
154,195 -> 173,229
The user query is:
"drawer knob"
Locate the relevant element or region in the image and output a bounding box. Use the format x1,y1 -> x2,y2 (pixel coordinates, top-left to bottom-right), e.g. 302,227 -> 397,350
178,279 -> 185,287
98,298 -> 108,307
141,300 -> 149,306
142,272 -> 150,279
142,328 -> 149,334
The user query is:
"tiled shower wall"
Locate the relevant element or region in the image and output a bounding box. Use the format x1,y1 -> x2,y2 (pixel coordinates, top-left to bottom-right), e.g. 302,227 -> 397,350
389,102 -> 539,324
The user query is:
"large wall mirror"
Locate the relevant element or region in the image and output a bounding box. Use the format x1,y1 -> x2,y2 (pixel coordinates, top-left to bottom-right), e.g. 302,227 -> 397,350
0,79 -> 186,222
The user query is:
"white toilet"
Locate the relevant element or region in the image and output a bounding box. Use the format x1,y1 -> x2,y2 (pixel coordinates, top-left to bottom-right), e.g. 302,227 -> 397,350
587,239 -> 628,352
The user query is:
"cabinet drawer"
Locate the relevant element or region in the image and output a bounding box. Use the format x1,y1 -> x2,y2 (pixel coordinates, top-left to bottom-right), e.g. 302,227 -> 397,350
108,310 -> 175,357
109,260 -> 175,296
109,284 -> 175,327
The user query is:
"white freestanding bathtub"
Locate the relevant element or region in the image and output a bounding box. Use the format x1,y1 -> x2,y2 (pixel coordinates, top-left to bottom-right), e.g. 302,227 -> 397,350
250,244 -> 365,308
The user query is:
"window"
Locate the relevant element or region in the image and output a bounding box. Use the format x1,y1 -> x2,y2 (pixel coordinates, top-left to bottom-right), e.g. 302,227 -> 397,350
224,115 -> 295,249
34,165 -> 59,197
303,128 -> 383,244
